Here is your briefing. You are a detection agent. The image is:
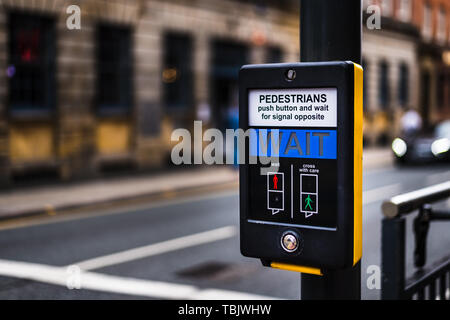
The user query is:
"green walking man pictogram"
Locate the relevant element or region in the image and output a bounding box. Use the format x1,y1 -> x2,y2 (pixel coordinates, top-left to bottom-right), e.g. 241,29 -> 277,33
305,195 -> 313,210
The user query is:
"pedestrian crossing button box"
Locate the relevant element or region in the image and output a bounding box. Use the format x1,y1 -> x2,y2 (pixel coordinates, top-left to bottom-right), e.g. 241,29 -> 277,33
239,62 -> 363,272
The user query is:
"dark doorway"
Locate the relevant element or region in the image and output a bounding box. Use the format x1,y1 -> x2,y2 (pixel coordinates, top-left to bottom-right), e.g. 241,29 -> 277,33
420,70 -> 430,128
96,24 -> 133,115
210,39 -> 248,131
162,32 -> 194,128
378,61 -> 390,110
162,32 -> 193,111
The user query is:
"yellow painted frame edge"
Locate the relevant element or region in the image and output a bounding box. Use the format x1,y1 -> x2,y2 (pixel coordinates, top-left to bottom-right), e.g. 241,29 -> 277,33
270,262 -> 323,276
353,62 -> 363,266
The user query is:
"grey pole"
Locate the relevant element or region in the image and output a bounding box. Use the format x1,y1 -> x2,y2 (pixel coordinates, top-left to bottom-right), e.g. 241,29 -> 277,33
300,0 -> 362,64
299,0 -> 362,300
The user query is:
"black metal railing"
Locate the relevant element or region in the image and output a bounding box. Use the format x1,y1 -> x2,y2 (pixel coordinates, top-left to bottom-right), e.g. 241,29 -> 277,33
381,181 -> 450,300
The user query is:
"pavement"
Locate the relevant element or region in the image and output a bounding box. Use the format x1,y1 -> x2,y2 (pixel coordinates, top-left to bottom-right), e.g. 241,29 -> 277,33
0,167 -> 238,220
0,148 -> 393,220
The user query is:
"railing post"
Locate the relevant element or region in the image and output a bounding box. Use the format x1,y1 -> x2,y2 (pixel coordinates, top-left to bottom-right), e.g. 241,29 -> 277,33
414,204 -> 431,268
299,0 -> 362,300
381,217 -> 406,300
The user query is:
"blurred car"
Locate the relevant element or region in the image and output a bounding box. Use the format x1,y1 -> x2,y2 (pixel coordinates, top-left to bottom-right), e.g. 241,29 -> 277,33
392,120 -> 450,165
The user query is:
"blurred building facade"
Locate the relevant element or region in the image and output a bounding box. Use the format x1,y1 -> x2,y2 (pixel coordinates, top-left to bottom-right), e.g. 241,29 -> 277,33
0,0 -> 299,186
0,0 -> 449,186
363,0 -> 450,145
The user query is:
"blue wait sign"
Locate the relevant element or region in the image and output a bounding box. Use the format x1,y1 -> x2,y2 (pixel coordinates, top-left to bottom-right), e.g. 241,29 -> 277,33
249,129 -> 337,159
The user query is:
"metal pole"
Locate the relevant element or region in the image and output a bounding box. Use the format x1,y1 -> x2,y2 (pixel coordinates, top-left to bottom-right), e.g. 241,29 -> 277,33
299,0 -> 362,300
381,218 -> 406,300
301,262 -> 361,299
300,0 -> 362,64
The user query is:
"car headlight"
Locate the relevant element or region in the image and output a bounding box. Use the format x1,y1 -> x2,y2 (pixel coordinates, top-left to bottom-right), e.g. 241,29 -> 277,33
392,138 -> 407,157
431,138 -> 450,156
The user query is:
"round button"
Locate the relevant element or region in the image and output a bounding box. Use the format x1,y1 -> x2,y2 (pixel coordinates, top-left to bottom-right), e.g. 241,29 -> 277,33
281,232 -> 298,253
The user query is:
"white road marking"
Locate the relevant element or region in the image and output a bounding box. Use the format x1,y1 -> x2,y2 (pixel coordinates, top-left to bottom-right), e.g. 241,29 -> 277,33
0,259 -> 276,300
74,226 -> 237,271
363,183 -> 401,205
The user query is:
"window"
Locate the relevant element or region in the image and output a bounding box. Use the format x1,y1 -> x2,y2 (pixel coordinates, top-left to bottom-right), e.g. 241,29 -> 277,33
437,7 -> 447,43
398,0 -> 412,22
398,63 -> 409,107
422,3 -> 432,40
379,61 -> 390,109
162,32 -> 193,110
8,13 -> 55,115
266,46 -> 283,63
97,25 -> 132,114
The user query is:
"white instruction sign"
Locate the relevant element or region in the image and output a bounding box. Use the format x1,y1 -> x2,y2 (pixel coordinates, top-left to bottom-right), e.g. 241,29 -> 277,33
248,88 -> 337,127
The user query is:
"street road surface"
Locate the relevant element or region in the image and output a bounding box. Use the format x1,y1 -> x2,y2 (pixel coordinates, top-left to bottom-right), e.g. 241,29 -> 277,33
0,164 -> 450,299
